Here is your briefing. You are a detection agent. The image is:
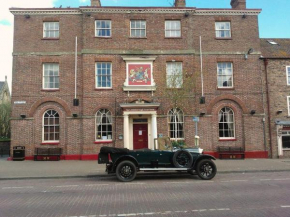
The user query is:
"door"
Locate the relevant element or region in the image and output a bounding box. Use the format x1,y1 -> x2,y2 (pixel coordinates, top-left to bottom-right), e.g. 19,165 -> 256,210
133,124 -> 148,150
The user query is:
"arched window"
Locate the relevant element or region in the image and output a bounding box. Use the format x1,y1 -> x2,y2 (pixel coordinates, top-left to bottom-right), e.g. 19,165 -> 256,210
168,108 -> 184,139
43,110 -> 59,141
96,109 -> 112,141
219,107 -> 235,138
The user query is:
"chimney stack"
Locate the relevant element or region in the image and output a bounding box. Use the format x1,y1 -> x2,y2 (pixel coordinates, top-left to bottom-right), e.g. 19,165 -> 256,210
231,0 -> 246,9
91,0 -> 101,7
174,0 -> 186,7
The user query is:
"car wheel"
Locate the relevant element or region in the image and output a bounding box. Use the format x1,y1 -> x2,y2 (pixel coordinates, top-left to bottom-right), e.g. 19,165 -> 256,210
196,159 -> 217,180
116,160 -> 137,182
173,150 -> 193,168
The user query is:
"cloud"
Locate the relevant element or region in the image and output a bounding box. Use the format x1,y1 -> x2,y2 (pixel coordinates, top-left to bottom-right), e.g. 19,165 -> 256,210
0,0 -> 56,90
0,20 -> 11,26
79,0 -> 88,2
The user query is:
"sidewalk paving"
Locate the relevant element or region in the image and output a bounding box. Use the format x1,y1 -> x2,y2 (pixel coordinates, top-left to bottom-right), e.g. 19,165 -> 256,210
0,158 -> 290,180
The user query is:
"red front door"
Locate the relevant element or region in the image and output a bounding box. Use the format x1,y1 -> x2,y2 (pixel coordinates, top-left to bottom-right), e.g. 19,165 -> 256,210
133,124 -> 148,150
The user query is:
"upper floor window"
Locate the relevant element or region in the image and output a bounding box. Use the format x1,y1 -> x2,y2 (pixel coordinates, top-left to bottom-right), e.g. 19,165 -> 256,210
43,22 -> 59,38
43,110 -> 60,142
287,66 -> 290,85
166,62 -> 183,88
96,109 -> 112,141
217,62 -> 233,88
43,63 -> 59,89
165,20 -> 181,38
168,108 -> 184,139
95,20 -> 111,37
215,22 -> 231,38
219,107 -> 235,139
130,20 -> 146,37
96,62 -> 112,88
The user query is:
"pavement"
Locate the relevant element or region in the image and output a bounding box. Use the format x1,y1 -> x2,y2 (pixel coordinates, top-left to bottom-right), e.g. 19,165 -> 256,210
0,157 -> 290,180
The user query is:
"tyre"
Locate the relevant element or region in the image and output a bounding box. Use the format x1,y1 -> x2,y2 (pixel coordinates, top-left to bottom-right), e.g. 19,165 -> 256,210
116,160 -> 137,182
173,150 -> 193,168
196,159 -> 217,180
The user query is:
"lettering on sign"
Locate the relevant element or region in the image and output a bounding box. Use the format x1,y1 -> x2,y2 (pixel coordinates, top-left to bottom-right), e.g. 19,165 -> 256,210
125,109 -> 156,111
14,101 -> 26,105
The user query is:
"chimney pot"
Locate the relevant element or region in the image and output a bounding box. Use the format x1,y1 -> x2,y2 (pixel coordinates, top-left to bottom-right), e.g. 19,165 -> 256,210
231,0 -> 246,9
91,0 -> 101,7
175,0 -> 186,7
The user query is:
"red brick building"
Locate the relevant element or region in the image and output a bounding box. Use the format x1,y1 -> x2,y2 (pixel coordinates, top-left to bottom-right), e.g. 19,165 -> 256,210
10,0 -> 269,160
261,39 -> 290,158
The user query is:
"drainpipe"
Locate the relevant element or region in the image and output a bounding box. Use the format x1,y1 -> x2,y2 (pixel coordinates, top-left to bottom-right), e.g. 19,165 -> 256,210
263,58 -> 273,158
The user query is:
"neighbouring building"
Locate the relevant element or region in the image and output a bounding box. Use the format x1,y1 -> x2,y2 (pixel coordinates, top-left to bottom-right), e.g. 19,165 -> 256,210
0,76 -> 11,104
9,0 -> 269,160
261,39 -> 290,158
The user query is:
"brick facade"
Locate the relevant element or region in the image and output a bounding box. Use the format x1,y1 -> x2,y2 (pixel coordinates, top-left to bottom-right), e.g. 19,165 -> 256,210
260,38 -> 290,158
10,0 -> 269,159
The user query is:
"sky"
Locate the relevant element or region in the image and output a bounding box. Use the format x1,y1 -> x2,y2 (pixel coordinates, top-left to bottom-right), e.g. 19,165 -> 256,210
0,0 -> 290,91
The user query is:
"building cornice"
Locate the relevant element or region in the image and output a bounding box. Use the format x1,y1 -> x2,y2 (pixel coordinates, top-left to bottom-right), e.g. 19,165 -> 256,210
10,7 -> 261,16
10,8 -> 82,15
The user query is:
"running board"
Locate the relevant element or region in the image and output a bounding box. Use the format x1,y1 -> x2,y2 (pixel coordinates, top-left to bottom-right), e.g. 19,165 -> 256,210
139,168 -> 190,171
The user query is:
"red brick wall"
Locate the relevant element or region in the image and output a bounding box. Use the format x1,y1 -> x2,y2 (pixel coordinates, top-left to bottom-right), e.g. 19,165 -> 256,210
11,8 -> 267,158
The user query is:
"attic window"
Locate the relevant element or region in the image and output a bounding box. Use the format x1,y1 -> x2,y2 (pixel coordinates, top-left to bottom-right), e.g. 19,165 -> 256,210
267,40 -> 278,45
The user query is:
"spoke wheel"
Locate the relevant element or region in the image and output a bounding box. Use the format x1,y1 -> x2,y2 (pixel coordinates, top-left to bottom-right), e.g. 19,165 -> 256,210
116,161 -> 137,182
196,159 -> 217,180
173,150 -> 193,168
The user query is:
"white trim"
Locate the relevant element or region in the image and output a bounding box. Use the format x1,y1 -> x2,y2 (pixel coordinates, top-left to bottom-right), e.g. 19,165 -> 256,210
95,109 -> 113,142
42,63 -> 60,90
95,20 -> 112,38
42,110 -> 60,143
286,66 -> 290,86
10,8 -> 261,16
218,107 -> 235,139
217,62 -> 233,88
287,96 -> 290,117
130,20 -> 146,38
95,62 -> 112,89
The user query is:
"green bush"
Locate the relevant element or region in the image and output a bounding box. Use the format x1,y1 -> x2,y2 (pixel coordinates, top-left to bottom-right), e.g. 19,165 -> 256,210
171,140 -> 187,149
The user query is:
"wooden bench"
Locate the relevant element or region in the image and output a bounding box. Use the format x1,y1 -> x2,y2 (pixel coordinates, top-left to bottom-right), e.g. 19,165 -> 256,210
34,148 -> 62,161
217,146 -> 245,160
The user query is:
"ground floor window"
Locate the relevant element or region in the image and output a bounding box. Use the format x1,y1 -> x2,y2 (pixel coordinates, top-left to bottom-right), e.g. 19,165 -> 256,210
219,107 -> 235,138
282,131 -> 290,149
96,109 -> 112,141
43,110 -> 60,141
168,108 -> 184,139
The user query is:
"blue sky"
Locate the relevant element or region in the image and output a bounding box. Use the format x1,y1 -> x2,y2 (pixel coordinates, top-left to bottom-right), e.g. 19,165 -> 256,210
52,0 -> 290,39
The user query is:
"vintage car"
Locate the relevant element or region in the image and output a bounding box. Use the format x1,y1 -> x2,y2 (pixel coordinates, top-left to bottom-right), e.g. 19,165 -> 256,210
98,146 -> 217,182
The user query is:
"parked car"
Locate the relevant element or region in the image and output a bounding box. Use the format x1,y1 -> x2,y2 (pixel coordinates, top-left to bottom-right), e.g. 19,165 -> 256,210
98,146 -> 217,182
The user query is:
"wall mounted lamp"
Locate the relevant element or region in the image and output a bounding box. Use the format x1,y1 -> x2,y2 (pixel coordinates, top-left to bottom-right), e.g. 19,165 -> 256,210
24,14 -> 30,19
20,114 -> 26,119
200,112 -> 206,116
250,110 -> 256,115
72,113 -> 78,118
277,110 -> 283,114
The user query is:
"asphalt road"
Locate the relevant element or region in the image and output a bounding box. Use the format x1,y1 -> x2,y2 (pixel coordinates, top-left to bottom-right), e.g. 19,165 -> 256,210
0,172 -> 290,217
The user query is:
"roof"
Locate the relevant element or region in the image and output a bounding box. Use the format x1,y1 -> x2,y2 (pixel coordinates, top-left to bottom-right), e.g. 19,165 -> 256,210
260,39 -> 290,59
0,82 -> 4,92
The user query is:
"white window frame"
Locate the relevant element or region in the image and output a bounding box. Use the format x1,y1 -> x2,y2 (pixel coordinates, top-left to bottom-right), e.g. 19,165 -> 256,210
215,22 -> 231,38
43,63 -> 60,90
95,20 -> 112,37
287,96 -> 290,116
217,62 -> 233,88
130,20 -> 146,38
281,131 -> 290,150
166,62 -> 183,88
95,62 -> 112,89
286,66 -> 290,85
165,20 -> 181,38
43,22 -> 59,38
219,107 -> 235,139
43,110 -> 60,142
95,109 -> 113,141
168,108 -> 184,140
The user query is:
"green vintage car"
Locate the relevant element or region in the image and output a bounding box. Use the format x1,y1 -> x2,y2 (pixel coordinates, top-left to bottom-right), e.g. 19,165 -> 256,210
98,146 -> 217,182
